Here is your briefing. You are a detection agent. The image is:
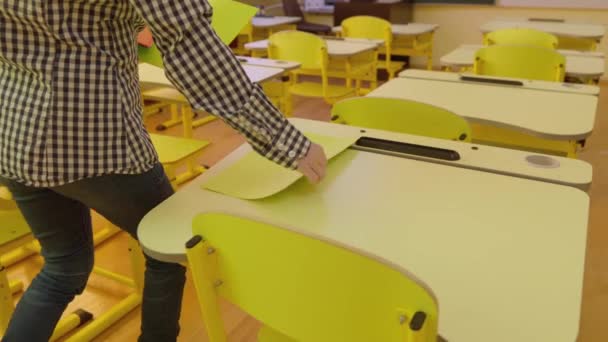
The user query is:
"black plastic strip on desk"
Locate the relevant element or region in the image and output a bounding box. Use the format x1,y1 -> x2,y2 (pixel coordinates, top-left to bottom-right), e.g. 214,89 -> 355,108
460,75 -> 524,86
529,18 -> 565,23
355,137 -> 461,161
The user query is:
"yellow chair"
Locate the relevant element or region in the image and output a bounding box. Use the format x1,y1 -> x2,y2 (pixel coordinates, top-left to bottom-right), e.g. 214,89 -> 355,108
186,213 -> 439,342
474,45 -> 566,82
150,133 -> 209,188
0,186 -> 146,341
342,16 -> 405,79
332,97 -> 472,142
1,192 -> 90,341
484,28 -> 558,49
268,31 -> 356,115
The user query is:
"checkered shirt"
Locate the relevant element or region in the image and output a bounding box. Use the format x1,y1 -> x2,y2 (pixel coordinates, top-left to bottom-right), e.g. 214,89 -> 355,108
0,0 -> 310,187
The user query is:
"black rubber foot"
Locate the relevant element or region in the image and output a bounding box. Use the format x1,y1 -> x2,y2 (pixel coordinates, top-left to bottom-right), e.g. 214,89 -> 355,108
156,124 -> 167,131
73,309 -> 94,326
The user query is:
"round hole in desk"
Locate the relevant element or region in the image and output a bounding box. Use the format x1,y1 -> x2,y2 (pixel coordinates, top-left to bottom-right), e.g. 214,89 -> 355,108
525,155 -> 560,169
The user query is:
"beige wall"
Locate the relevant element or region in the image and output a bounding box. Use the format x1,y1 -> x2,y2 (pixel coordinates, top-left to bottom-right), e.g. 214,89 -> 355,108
411,4 -> 608,80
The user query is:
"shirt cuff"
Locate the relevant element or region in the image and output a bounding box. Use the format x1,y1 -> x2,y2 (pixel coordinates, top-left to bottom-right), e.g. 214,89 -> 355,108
262,122 -> 311,170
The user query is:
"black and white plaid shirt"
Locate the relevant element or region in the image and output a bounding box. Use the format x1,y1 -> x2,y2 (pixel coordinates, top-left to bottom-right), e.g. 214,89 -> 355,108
0,0 -> 310,187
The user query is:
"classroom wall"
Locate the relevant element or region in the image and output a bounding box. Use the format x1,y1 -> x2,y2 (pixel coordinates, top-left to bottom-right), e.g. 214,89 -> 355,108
410,4 -> 608,80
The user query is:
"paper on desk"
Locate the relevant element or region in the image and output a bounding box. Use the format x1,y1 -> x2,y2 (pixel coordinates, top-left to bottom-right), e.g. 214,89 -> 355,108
203,133 -> 358,200
209,0 -> 257,44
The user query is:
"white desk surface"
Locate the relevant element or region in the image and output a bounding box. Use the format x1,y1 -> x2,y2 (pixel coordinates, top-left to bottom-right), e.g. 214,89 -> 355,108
235,56 -> 301,71
138,63 -> 283,88
251,16 -> 301,28
139,118 -> 589,342
332,23 -> 439,36
481,20 -> 606,39
399,68 -> 600,96
374,70 -> 598,140
245,39 -> 378,57
440,44 -> 605,78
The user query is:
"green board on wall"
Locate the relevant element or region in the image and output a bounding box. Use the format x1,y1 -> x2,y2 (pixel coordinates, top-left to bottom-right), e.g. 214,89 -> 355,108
414,0 -> 495,4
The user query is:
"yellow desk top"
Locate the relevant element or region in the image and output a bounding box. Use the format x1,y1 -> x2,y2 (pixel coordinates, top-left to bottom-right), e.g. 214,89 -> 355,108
245,38 -> 378,57
481,20 -> 606,39
139,118 -> 589,342
138,63 -> 284,88
440,44 -> 605,79
235,56 -> 301,70
378,71 -> 598,140
251,16 -> 301,28
332,23 -> 439,36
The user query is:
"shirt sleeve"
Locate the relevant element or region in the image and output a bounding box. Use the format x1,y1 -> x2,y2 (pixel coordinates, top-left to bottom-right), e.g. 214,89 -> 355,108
128,0 -> 310,169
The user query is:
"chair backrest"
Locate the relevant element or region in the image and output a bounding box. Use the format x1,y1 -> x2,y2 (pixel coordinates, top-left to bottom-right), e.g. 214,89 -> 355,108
342,15 -> 392,42
332,97 -> 472,142
474,45 -> 566,82
485,28 -> 558,49
138,43 -> 164,68
282,0 -> 304,17
187,213 -> 439,342
268,31 -> 328,72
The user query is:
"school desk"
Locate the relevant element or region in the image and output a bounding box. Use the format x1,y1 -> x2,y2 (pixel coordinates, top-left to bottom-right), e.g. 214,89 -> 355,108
332,23 -> 439,36
333,23 -> 439,69
440,44 -> 605,83
244,38 -> 380,57
481,20 -> 605,50
138,118 -> 590,342
235,56 -> 301,71
399,68 -> 600,96
251,16 -> 301,29
251,16 -> 302,38
372,70 -> 598,157
139,62 -> 285,135
245,38 -> 378,91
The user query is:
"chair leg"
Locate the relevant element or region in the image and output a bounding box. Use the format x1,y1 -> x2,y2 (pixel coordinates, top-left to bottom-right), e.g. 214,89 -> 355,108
285,94 -> 294,117
426,52 -> 433,70
156,104 -> 183,131
0,264 -> 13,335
63,237 -> 144,342
186,237 -> 227,342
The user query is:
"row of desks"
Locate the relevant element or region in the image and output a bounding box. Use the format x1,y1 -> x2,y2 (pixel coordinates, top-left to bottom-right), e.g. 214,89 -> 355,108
370,69 -> 598,142
138,118 -> 591,342
137,51 -> 596,341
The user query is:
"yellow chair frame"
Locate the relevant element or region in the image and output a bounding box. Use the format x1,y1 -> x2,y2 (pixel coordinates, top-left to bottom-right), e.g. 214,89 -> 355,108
186,213 -> 439,342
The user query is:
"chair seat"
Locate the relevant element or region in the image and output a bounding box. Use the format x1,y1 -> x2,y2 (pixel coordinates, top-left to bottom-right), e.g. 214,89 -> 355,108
150,134 -> 210,165
289,82 -> 355,100
296,22 -> 332,35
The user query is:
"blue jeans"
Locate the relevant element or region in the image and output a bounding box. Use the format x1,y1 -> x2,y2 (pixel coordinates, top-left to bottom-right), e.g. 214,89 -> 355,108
0,163 -> 186,342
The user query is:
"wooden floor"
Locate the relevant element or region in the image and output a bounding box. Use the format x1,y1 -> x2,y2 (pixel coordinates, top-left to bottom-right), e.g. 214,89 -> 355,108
5,84 -> 608,341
